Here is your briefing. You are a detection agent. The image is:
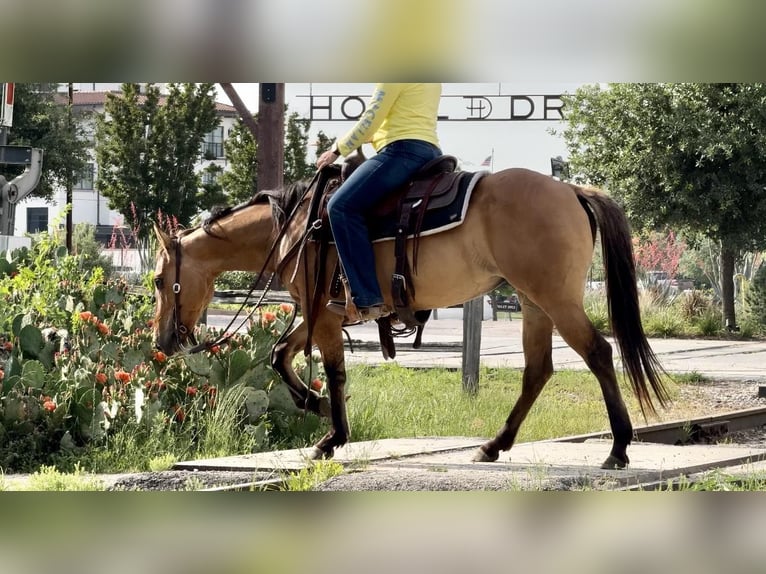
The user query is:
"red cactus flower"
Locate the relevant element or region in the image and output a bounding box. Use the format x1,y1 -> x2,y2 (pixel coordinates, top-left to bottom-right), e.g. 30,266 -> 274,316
261,311 -> 277,325
153,350 -> 167,363
96,322 -> 110,335
80,311 -> 94,322
114,370 -> 131,383
186,386 -> 198,396
43,400 -> 56,412
310,378 -> 323,391
95,372 -> 107,385
172,405 -> 185,422
0,369 -> 4,381
209,345 -> 220,355
3,341 -> 12,351
279,303 -> 294,314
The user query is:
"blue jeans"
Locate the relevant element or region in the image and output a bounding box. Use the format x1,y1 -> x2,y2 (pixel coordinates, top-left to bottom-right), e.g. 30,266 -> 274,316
327,139 -> 442,308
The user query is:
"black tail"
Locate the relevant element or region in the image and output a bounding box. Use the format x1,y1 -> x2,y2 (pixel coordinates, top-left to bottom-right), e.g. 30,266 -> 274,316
575,187 -> 670,417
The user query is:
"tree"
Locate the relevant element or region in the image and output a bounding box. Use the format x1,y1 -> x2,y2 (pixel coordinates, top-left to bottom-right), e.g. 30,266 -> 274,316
219,109 -> 318,203
218,120 -> 258,205
3,83 -> 88,201
314,130 -> 335,156
95,83 -> 219,241
632,230 -> 686,281
562,83 -> 766,328
284,111 -> 313,184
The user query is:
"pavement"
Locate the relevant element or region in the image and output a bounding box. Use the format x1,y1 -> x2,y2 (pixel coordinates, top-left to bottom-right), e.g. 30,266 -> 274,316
209,309 -> 766,380
336,313 -> 766,382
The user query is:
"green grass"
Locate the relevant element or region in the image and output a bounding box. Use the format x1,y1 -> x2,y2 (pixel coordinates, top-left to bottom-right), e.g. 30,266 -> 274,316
665,469 -> 766,491
344,363 -> 679,443
24,465 -> 105,491
64,385 -> 261,474
282,461 -> 345,491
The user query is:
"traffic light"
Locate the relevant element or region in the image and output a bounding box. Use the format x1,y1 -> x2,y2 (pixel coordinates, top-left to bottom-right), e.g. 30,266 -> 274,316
261,83 -> 277,103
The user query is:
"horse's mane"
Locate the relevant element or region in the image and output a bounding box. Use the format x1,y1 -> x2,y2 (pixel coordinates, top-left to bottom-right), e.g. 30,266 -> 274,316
199,180 -> 311,237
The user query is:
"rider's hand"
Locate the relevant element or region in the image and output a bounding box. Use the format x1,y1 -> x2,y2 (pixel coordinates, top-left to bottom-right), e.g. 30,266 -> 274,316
316,148 -> 340,170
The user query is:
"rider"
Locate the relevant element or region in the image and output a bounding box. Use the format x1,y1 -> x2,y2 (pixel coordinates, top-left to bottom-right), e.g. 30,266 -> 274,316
316,83 -> 442,322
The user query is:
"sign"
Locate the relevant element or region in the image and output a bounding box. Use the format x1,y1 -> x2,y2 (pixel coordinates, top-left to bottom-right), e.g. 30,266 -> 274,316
0,83 -> 14,128
298,93 -> 564,122
0,145 -> 32,165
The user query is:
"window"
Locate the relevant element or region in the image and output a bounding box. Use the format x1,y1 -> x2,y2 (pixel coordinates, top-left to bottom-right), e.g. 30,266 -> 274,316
201,125 -> 224,159
75,163 -> 94,190
27,207 -> 48,233
201,169 -> 219,186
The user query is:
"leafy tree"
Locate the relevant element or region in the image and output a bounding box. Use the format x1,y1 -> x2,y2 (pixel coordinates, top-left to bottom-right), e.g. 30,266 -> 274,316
632,230 -> 686,281
284,111 -> 313,184
219,109 -> 319,203
314,130 -> 335,156
3,83 -> 88,201
218,120 -> 258,205
95,83 -> 219,241
561,83 -> 766,328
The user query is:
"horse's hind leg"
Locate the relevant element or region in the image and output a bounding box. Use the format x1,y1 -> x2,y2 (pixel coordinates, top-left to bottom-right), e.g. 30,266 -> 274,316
474,299 -> 554,462
550,306 -> 633,469
271,320 -> 331,418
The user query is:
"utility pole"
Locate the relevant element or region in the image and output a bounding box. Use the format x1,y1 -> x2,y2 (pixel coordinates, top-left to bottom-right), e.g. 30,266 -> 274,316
256,83 -> 284,191
66,83 -> 73,252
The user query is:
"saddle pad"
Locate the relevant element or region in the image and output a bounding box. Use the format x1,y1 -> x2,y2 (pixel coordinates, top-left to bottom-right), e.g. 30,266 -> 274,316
367,170 -> 486,243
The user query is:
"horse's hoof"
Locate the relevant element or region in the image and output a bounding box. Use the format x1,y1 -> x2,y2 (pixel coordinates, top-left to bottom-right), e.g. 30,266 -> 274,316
308,443 -> 336,460
307,447 -> 333,461
601,454 -> 628,470
472,447 -> 498,463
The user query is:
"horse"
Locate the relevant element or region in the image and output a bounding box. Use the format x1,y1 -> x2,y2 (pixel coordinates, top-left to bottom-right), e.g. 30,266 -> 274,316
151,165 -> 670,470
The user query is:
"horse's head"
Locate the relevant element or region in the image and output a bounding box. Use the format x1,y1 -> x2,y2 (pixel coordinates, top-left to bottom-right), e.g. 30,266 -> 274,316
152,223 -> 215,355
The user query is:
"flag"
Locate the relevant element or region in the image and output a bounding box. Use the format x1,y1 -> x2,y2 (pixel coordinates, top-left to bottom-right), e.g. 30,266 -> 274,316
480,155 -> 492,167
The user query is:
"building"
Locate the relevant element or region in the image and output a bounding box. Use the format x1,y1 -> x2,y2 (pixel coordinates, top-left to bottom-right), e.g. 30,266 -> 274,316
16,84 -> 240,244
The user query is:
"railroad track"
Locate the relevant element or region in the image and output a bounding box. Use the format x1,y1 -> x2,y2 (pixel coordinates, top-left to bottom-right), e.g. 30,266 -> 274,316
552,406 -> 766,446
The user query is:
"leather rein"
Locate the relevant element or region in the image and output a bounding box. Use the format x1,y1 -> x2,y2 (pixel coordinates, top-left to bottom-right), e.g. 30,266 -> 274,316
167,170 -> 324,354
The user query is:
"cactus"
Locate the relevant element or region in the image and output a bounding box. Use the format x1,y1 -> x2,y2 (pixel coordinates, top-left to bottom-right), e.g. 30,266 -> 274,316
19,325 -> 45,359
242,388 -> 269,423
21,360 -> 46,389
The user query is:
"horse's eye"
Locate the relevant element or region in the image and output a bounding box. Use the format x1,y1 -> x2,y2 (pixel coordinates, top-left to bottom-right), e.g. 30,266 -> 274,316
154,277 -> 164,289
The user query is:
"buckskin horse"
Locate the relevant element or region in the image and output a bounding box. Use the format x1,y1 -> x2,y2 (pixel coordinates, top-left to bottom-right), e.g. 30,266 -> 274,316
151,161 -> 669,470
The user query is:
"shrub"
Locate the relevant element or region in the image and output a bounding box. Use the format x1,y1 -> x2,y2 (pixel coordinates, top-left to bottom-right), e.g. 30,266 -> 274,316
642,307 -> 684,338
583,291 -> 609,333
677,290 -> 714,321
0,234 -> 322,472
693,310 -> 723,337
215,271 -> 258,291
746,264 -> 766,328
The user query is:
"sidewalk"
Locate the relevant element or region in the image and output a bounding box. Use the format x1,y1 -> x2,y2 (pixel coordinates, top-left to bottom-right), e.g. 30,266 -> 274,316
205,311 -> 766,381
341,317 -> 766,381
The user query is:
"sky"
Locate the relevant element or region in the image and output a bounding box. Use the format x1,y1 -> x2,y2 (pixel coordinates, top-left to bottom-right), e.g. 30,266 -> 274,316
215,83 -> 585,176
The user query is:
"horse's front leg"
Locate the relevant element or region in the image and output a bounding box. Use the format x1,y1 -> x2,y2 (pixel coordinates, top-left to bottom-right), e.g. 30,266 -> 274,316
307,311 -> 350,460
270,320 -> 331,418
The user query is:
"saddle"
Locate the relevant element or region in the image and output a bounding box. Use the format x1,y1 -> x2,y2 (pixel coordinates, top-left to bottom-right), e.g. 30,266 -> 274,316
306,150 -> 471,359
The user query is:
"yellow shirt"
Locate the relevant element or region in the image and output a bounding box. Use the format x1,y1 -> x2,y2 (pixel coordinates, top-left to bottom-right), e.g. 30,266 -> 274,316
335,83 -> 441,156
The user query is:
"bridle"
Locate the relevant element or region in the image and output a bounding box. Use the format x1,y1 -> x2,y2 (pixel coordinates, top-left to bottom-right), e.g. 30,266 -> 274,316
167,235 -> 198,349
161,169 -> 326,355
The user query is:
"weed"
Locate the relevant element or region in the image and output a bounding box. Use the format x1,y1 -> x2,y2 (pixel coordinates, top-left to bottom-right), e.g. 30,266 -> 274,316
283,461 -> 344,491
26,464 -> 105,491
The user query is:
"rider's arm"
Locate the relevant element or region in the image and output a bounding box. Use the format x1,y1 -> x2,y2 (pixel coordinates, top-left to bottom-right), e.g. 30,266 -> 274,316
334,83 -> 403,156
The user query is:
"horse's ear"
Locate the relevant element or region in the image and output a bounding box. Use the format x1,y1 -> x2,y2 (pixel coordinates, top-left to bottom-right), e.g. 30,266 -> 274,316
153,222 -> 172,256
